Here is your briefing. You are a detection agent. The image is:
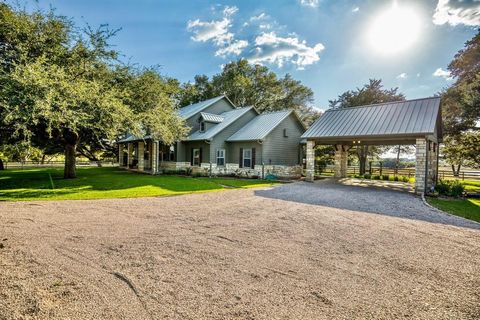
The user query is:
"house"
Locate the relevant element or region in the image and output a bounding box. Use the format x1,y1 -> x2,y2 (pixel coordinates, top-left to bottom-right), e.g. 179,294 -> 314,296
117,96 -> 306,177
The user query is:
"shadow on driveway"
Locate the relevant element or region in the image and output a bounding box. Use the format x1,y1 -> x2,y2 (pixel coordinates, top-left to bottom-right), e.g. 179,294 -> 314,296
255,178 -> 480,230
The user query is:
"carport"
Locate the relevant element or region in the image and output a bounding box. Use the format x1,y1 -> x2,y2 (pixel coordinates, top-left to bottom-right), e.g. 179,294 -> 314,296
302,97 -> 443,194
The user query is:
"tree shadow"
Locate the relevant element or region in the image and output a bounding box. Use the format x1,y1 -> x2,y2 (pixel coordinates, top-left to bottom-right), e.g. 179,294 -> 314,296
0,167 -> 227,199
254,179 -> 480,231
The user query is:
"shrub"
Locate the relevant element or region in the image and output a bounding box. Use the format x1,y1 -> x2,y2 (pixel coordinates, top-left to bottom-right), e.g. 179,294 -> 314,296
435,179 -> 465,198
435,180 -> 451,196
393,176 -> 399,182
401,176 -> 409,183
382,175 -> 389,181
450,180 -> 465,197
373,175 -> 381,180
363,173 -> 371,179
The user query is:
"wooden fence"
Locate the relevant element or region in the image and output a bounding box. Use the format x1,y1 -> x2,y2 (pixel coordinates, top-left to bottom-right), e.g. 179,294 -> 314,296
2,160 -> 118,169
317,165 -> 480,180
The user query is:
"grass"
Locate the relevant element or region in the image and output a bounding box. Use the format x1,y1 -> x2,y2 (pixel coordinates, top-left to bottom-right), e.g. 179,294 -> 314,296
427,197 -> 480,223
0,167 -> 276,201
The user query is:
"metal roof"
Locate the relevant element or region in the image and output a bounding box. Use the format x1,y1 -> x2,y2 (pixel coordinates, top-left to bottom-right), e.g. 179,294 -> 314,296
302,97 -> 441,141
177,96 -> 230,120
227,110 -> 293,141
200,112 -> 224,123
185,107 -> 255,141
117,133 -> 152,143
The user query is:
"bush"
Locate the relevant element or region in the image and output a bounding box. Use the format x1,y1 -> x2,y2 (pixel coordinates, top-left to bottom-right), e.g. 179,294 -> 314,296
382,175 -> 389,181
373,175 -> 381,180
435,180 -> 451,196
401,176 -> 409,183
450,180 -> 465,197
393,176 -> 399,182
363,173 -> 371,179
435,179 -> 465,198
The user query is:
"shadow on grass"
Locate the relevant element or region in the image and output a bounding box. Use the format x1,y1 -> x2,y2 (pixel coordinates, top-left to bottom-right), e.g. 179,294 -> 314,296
0,167 -> 267,200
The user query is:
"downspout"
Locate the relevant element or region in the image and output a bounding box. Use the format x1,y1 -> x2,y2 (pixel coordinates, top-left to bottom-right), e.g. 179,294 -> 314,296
436,142 -> 440,185
424,138 -> 429,195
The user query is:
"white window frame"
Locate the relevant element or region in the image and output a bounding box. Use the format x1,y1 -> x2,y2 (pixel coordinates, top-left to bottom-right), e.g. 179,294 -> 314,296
216,149 -> 225,166
243,148 -> 252,168
193,148 -> 200,166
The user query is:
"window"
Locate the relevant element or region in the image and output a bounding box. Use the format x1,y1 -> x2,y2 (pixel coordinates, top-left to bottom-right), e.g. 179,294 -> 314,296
243,149 -> 251,168
200,121 -> 206,132
193,149 -> 200,166
216,149 -> 225,166
283,128 -> 288,137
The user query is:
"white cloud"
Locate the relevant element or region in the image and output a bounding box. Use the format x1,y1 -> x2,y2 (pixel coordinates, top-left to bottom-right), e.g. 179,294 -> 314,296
352,7 -> 360,12
396,73 -> 408,79
417,73 -> 421,77
223,6 -> 238,17
300,0 -> 319,8
433,68 -> 454,80
248,32 -> 325,69
433,0 -> 480,26
187,6 -> 248,56
250,13 -> 267,21
215,40 -> 249,57
187,18 -> 233,45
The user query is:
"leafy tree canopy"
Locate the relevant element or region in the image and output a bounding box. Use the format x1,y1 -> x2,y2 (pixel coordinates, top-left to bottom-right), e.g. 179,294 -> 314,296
0,4 -> 186,177
176,59 -> 322,125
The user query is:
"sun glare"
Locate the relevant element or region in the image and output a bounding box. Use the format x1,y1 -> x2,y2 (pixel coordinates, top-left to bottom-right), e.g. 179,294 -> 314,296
367,4 -> 421,55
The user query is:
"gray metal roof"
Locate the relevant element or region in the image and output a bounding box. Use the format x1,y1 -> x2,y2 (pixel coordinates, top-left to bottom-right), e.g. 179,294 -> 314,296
185,107 -> 255,141
302,97 -> 441,140
200,112 -> 224,123
117,133 -> 152,143
227,110 -> 293,141
177,96 -> 229,120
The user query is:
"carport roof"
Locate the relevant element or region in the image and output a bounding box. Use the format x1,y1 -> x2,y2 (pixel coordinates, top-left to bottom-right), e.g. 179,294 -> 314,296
302,97 -> 442,143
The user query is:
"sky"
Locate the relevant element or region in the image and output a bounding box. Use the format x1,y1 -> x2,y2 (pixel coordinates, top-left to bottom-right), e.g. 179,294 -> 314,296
16,0 -> 480,111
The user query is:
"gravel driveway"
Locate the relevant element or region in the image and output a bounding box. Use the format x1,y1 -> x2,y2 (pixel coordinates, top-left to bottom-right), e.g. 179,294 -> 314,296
1,182 -> 479,319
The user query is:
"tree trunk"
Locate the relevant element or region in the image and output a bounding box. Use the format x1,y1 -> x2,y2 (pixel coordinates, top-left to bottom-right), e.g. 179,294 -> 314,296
63,130 -> 79,179
357,145 -> 368,175
451,164 -> 461,177
0,158 -> 4,170
41,154 -> 46,165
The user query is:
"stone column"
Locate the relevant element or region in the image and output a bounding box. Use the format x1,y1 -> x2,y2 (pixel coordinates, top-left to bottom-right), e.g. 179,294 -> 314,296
127,143 -> 133,167
305,140 -> 315,182
138,141 -> 145,171
415,138 -> 427,194
427,140 -> 437,191
118,144 -> 124,167
334,145 -> 348,178
152,141 -> 158,174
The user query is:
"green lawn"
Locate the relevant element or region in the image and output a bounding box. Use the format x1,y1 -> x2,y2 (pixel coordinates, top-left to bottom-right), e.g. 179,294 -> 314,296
0,167 -> 275,201
427,197 -> 480,223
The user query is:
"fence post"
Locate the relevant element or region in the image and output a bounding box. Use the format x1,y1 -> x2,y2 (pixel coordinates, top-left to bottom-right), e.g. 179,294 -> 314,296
462,172 -> 464,180
379,162 -> 383,176
209,162 -> 212,178
262,162 -> 265,180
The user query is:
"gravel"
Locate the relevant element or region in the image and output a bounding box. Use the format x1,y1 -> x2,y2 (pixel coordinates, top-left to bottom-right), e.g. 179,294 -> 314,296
0,182 -> 479,319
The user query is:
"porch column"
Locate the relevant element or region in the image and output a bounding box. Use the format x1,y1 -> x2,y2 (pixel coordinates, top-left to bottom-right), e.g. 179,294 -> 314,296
127,143 -> 133,167
334,145 -> 348,178
138,141 -> 145,171
152,141 -> 158,174
118,144 -> 124,167
415,138 -> 427,194
305,140 -> 315,182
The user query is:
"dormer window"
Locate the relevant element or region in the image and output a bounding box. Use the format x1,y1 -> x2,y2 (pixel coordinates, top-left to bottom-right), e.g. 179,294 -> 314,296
200,121 -> 206,132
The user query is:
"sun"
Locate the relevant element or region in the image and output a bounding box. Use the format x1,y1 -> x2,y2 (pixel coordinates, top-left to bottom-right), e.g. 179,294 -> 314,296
367,4 -> 422,55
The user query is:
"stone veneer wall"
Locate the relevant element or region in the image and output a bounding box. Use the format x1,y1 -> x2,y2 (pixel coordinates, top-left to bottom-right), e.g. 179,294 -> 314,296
305,140 -> 315,182
334,145 -> 348,178
159,162 -> 302,178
